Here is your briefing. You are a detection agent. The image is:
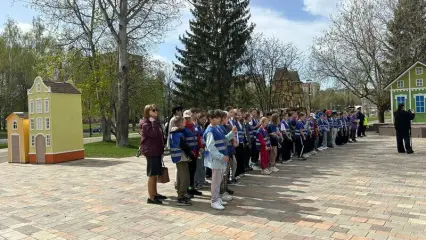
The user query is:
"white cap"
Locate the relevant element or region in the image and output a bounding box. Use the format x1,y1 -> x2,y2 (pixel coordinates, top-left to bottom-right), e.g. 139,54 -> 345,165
183,110 -> 192,118
310,113 -> 316,119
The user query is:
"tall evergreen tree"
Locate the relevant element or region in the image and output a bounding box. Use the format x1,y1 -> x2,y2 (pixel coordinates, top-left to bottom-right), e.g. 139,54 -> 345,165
174,0 -> 254,108
385,0 -> 426,79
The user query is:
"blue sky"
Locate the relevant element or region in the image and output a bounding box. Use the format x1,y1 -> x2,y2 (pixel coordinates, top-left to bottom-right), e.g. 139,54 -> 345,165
0,0 -> 339,83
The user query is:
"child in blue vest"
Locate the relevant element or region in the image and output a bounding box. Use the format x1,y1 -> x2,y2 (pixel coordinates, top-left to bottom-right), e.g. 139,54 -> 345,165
203,110 -> 236,210
169,116 -> 197,206
280,113 -> 293,162
295,112 -> 307,160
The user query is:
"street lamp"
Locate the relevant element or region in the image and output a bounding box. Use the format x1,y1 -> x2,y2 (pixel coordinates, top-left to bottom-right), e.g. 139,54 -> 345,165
306,80 -> 312,114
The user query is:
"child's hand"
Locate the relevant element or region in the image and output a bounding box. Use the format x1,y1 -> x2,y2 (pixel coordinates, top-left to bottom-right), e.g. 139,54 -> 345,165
224,156 -> 230,163
266,147 -> 271,151
232,126 -> 238,133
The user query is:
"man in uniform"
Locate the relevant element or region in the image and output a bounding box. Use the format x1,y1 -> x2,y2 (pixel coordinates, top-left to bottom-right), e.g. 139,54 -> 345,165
394,103 -> 415,154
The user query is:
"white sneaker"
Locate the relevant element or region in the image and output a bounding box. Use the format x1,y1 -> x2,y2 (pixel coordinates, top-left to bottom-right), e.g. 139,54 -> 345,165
261,169 -> 271,175
252,165 -> 261,171
272,167 -> 280,172
266,168 -> 273,174
221,192 -> 233,201
302,154 -> 310,158
219,198 -> 228,206
211,201 -> 225,210
317,147 -> 323,151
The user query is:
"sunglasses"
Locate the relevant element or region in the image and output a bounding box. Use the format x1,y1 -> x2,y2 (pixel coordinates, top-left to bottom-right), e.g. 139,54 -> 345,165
151,109 -> 157,112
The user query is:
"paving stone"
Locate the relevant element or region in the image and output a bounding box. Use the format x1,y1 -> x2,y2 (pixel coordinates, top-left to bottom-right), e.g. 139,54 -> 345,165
0,134 -> 425,239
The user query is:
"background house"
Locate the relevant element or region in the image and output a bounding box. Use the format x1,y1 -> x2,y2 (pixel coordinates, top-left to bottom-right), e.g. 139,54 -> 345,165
6,112 -> 29,163
28,76 -> 84,164
271,68 -> 304,109
385,61 -> 426,123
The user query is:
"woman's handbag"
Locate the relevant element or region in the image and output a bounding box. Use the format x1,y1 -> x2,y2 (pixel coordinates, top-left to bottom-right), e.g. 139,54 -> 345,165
157,158 -> 170,183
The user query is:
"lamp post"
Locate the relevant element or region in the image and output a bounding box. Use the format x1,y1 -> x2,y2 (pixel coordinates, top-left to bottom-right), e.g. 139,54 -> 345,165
306,80 -> 312,114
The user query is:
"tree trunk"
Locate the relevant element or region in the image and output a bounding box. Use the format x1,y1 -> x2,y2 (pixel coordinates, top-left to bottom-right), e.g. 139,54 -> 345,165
101,115 -> 112,141
377,104 -> 386,123
116,5 -> 129,147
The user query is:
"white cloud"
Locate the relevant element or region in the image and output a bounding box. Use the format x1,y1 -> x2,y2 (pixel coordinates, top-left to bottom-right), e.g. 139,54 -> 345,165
17,22 -> 32,33
158,3 -> 333,66
250,6 -> 329,53
303,0 -> 341,17
0,22 -> 32,34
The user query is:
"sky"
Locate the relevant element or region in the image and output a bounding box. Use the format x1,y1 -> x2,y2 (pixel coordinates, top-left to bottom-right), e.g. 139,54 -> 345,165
0,0 -> 341,83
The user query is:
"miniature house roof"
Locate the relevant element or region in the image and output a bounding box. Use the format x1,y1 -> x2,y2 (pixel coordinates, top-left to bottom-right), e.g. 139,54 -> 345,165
384,61 -> 426,90
43,81 -> 81,94
6,112 -> 28,120
273,68 -> 302,83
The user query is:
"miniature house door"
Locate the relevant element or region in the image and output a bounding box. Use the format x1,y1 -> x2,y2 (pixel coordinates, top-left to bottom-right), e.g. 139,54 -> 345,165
11,135 -> 20,163
36,135 -> 46,164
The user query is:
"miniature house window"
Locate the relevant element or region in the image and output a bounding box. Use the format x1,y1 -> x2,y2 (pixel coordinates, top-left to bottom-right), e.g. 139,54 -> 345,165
396,96 -> 406,106
415,95 -> 425,113
397,80 -> 404,88
416,79 -> 423,87
45,118 -> 50,130
36,100 -> 42,113
44,99 -> 50,113
29,100 -> 34,114
36,83 -> 41,92
416,67 -> 423,75
36,117 -> 43,130
31,135 -> 35,147
30,118 -> 35,130
12,121 -> 18,130
46,135 -> 51,147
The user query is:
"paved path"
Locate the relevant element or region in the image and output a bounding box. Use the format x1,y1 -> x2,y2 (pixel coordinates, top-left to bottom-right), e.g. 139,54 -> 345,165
1,135 -> 426,240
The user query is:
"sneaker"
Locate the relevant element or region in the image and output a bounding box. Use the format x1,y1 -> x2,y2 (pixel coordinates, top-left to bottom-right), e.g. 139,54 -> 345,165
252,165 -> 262,171
211,201 -> 225,210
185,193 -> 194,199
298,156 -> 307,161
226,189 -> 234,195
235,176 -> 241,180
302,154 -> 309,158
272,167 -> 280,172
155,194 -> 167,200
317,147 -> 324,151
228,179 -> 238,185
261,169 -> 271,175
285,159 -> 293,163
147,198 -> 163,204
219,198 -> 228,206
195,183 -> 203,190
189,189 -> 203,196
177,198 -> 192,206
221,192 -> 233,201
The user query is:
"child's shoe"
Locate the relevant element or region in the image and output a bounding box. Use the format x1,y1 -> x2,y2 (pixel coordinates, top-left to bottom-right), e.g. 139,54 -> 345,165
211,201 -> 225,210
272,167 -> 280,172
261,169 -> 271,175
177,198 -> 192,206
219,198 -> 228,206
221,192 -> 233,201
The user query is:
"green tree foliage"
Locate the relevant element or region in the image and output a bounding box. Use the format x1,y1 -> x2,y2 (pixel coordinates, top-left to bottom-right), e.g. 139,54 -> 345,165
174,0 -> 254,108
385,0 -> 426,78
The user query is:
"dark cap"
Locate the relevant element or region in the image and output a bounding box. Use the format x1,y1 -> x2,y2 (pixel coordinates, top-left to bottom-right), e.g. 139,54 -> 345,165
172,106 -> 183,114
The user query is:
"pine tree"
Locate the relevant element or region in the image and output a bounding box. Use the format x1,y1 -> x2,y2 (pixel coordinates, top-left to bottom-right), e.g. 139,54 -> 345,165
173,0 -> 254,109
385,0 -> 426,79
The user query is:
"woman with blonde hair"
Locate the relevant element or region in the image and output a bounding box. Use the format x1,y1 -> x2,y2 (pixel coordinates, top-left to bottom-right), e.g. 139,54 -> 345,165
140,104 -> 166,204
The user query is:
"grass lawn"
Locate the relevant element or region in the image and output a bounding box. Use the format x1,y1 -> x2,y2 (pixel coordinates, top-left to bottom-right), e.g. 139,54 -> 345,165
84,137 -> 140,158
368,112 -> 391,123
0,143 -> 7,149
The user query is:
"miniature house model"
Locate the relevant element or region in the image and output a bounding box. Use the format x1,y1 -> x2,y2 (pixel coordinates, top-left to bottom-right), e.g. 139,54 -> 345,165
6,112 -> 30,163
27,76 -> 84,164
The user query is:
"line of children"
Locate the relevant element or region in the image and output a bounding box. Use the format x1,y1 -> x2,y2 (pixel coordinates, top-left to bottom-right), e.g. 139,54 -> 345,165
165,108 -> 361,209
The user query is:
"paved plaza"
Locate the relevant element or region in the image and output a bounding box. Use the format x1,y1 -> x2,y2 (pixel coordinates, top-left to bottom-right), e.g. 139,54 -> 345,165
1,134 -> 426,240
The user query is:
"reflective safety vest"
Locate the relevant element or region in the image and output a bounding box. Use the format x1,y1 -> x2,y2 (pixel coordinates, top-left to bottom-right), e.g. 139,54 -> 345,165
255,127 -> 271,150
184,127 -> 197,149
203,125 -> 227,156
169,131 -> 185,163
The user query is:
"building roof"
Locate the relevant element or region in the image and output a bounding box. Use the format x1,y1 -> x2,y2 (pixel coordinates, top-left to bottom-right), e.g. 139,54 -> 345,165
384,61 -> 426,90
6,112 -> 28,120
273,68 -> 302,82
43,81 -> 81,94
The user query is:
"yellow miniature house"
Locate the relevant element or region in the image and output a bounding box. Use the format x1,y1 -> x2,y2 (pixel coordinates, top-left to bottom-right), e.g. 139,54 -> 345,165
6,112 -> 30,163
28,76 -> 84,164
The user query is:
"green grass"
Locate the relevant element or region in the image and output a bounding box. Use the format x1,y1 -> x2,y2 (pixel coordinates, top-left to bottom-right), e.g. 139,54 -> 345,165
0,143 -> 7,149
0,130 -> 6,139
368,112 -> 391,123
84,137 -> 140,158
